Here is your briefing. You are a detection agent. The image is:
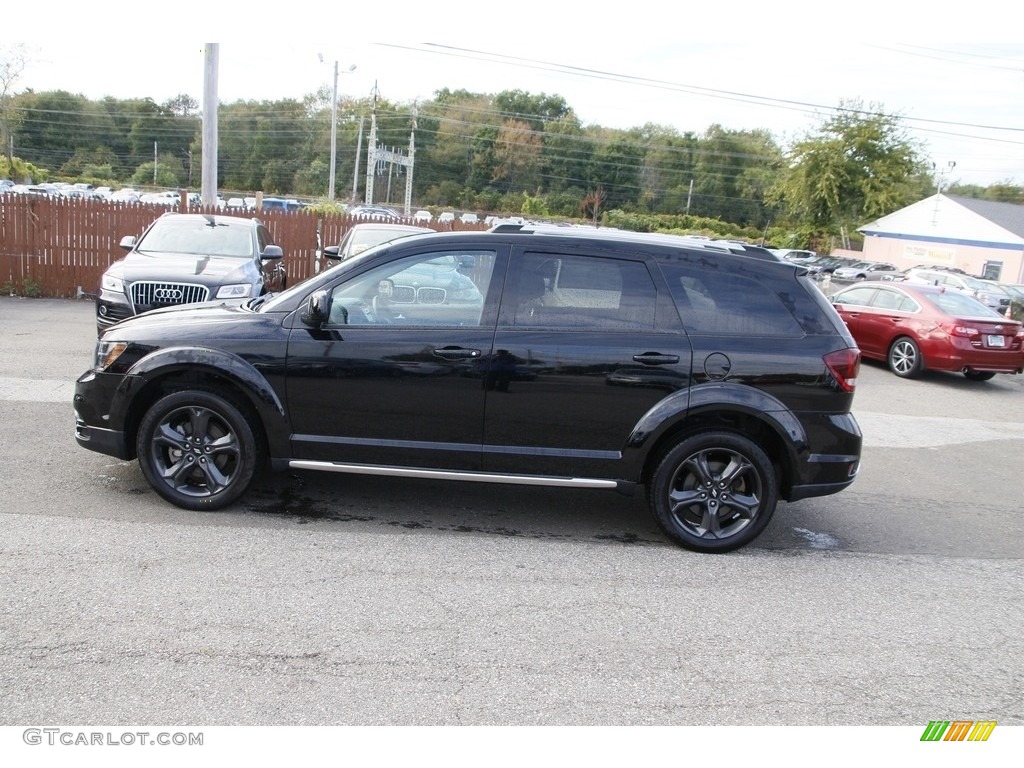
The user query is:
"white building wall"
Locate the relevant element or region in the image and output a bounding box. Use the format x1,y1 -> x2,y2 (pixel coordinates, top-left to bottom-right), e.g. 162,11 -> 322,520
859,195 -> 1024,283
861,236 -> 1024,283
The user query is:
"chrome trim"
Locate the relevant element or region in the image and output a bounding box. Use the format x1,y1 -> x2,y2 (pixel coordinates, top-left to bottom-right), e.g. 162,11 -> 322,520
287,460 -> 619,489
131,281 -> 209,306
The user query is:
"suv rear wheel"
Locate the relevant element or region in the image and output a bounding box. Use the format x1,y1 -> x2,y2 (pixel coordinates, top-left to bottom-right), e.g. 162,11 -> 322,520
648,432 -> 778,553
136,390 -> 258,510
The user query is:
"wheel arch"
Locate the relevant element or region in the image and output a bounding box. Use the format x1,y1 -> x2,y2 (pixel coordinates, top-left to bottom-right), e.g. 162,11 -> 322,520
630,384 -> 806,500
116,347 -> 287,461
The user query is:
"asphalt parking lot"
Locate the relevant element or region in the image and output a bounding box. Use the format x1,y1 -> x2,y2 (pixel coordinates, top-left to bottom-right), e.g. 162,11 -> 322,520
0,296 -> 1021,728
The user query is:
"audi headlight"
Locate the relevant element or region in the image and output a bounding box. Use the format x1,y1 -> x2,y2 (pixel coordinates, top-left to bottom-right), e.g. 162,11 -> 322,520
216,284 -> 252,299
101,273 -> 125,292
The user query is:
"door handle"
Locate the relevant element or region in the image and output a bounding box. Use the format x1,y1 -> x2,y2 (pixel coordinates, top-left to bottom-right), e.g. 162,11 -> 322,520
632,353 -> 680,365
432,346 -> 481,360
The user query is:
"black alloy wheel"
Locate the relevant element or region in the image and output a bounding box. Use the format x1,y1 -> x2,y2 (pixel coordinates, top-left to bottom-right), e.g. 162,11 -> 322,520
136,390 -> 258,510
648,432 -> 778,553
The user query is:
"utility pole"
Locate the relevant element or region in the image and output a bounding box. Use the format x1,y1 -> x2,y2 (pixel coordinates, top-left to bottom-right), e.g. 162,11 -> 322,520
328,61 -> 338,201
351,115 -> 364,203
201,44 -> 219,207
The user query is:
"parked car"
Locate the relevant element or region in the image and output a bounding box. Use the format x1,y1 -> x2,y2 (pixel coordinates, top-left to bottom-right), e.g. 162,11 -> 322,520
459,212 -> 480,224
412,210 -> 433,223
832,261 -> 900,281
347,205 -> 401,222
898,268 -> 1011,312
322,223 -> 433,266
109,188 -> 141,203
74,224 -> 864,553
804,256 -> 855,279
94,212 -> 287,335
772,249 -> 818,263
437,211 -> 456,224
829,281 -> 1024,381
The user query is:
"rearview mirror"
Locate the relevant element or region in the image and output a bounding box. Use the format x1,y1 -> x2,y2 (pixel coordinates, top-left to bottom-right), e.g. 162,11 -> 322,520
261,244 -> 284,260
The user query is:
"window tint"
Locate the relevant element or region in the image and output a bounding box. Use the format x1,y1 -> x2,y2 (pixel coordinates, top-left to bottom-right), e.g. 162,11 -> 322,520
833,287 -> 877,307
870,288 -> 905,310
508,253 -> 656,330
328,250 -> 496,327
927,291 -> 1000,317
662,265 -> 804,336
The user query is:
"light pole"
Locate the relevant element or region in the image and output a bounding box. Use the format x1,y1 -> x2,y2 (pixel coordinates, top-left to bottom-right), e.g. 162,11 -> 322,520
325,60 -> 356,202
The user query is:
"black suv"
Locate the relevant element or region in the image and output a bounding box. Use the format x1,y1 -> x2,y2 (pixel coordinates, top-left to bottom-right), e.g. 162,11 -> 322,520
74,225 -> 862,552
95,212 -> 287,335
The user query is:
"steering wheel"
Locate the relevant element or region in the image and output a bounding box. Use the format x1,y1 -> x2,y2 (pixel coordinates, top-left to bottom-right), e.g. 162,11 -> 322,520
351,298 -> 376,323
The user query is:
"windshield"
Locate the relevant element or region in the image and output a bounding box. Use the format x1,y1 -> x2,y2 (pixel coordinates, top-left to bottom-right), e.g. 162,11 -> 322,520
138,218 -> 254,258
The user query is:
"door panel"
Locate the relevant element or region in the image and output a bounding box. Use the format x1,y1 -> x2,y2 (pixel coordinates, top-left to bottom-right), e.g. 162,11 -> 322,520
482,250 -> 691,479
285,247 -> 502,469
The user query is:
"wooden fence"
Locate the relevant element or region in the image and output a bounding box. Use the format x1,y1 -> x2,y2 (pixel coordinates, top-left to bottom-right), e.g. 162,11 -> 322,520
0,195 -> 476,298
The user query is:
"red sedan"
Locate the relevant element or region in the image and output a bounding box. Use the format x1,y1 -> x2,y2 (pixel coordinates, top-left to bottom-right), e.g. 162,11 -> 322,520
829,281 -> 1024,381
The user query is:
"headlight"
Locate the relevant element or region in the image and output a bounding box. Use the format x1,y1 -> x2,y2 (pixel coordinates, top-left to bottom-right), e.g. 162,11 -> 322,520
101,274 -> 124,292
94,341 -> 128,371
216,284 -> 252,299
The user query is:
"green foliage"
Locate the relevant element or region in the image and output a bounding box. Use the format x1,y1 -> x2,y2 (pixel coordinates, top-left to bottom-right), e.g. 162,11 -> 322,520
770,99 -> 927,235
3,277 -> 43,297
2,85 -> 1015,244
521,193 -> 549,217
129,154 -> 185,187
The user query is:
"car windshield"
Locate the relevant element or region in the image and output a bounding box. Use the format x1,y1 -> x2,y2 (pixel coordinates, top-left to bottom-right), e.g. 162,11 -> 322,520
138,218 -> 254,257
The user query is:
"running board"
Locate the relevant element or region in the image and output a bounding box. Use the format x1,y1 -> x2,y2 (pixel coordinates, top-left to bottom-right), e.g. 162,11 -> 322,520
288,460 -> 620,490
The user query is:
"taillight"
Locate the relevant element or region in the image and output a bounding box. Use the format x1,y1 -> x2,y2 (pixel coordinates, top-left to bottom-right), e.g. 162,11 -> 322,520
948,324 -> 980,338
824,348 -> 861,393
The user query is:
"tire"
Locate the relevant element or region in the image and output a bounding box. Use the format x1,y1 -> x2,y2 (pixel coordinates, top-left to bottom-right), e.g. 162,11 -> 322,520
648,432 -> 778,553
136,390 -> 258,510
888,336 -> 923,378
964,371 -> 996,382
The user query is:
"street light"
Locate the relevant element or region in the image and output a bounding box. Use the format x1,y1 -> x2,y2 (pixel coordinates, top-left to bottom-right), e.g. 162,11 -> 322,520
325,59 -> 356,202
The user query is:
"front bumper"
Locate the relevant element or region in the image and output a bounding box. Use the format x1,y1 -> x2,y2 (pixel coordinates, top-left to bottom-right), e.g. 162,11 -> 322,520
73,369 -> 134,460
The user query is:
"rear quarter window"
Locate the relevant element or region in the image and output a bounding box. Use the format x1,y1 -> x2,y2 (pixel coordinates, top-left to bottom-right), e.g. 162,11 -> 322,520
660,262 -> 818,336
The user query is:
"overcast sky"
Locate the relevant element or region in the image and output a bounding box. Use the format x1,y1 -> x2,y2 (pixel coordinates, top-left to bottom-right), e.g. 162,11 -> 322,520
7,4 -> 1023,188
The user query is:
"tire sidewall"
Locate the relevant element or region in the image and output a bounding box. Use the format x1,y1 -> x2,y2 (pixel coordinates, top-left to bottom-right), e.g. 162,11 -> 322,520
648,431 -> 779,553
136,390 -> 258,510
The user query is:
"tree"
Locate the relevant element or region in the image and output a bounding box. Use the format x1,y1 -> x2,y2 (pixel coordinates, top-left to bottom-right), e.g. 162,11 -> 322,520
0,44 -> 28,168
493,90 -> 570,131
588,128 -> 645,210
491,119 -> 542,191
771,100 -> 928,234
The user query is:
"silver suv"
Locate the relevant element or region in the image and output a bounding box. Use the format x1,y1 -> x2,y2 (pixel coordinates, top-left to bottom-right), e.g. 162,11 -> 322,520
901,268 -> 1010,312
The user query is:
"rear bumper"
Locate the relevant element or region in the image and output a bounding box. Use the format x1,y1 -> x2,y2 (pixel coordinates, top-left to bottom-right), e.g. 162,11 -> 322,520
783,412 -> 862,501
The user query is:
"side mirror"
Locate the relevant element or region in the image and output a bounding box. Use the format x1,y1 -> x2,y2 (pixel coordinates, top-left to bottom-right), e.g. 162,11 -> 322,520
322,245 -> 341,262
261,244 -> 284,260
300,290 -> 330,326
119,235 -> 137,251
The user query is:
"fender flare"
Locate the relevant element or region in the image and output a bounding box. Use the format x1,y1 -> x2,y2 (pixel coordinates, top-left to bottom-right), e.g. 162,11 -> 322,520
112,346 -> 288,450
627,381 -> 809,458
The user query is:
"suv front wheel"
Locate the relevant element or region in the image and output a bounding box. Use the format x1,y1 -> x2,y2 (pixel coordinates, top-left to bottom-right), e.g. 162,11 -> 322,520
648,432 -> 778,553
136,390 -> 259,510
